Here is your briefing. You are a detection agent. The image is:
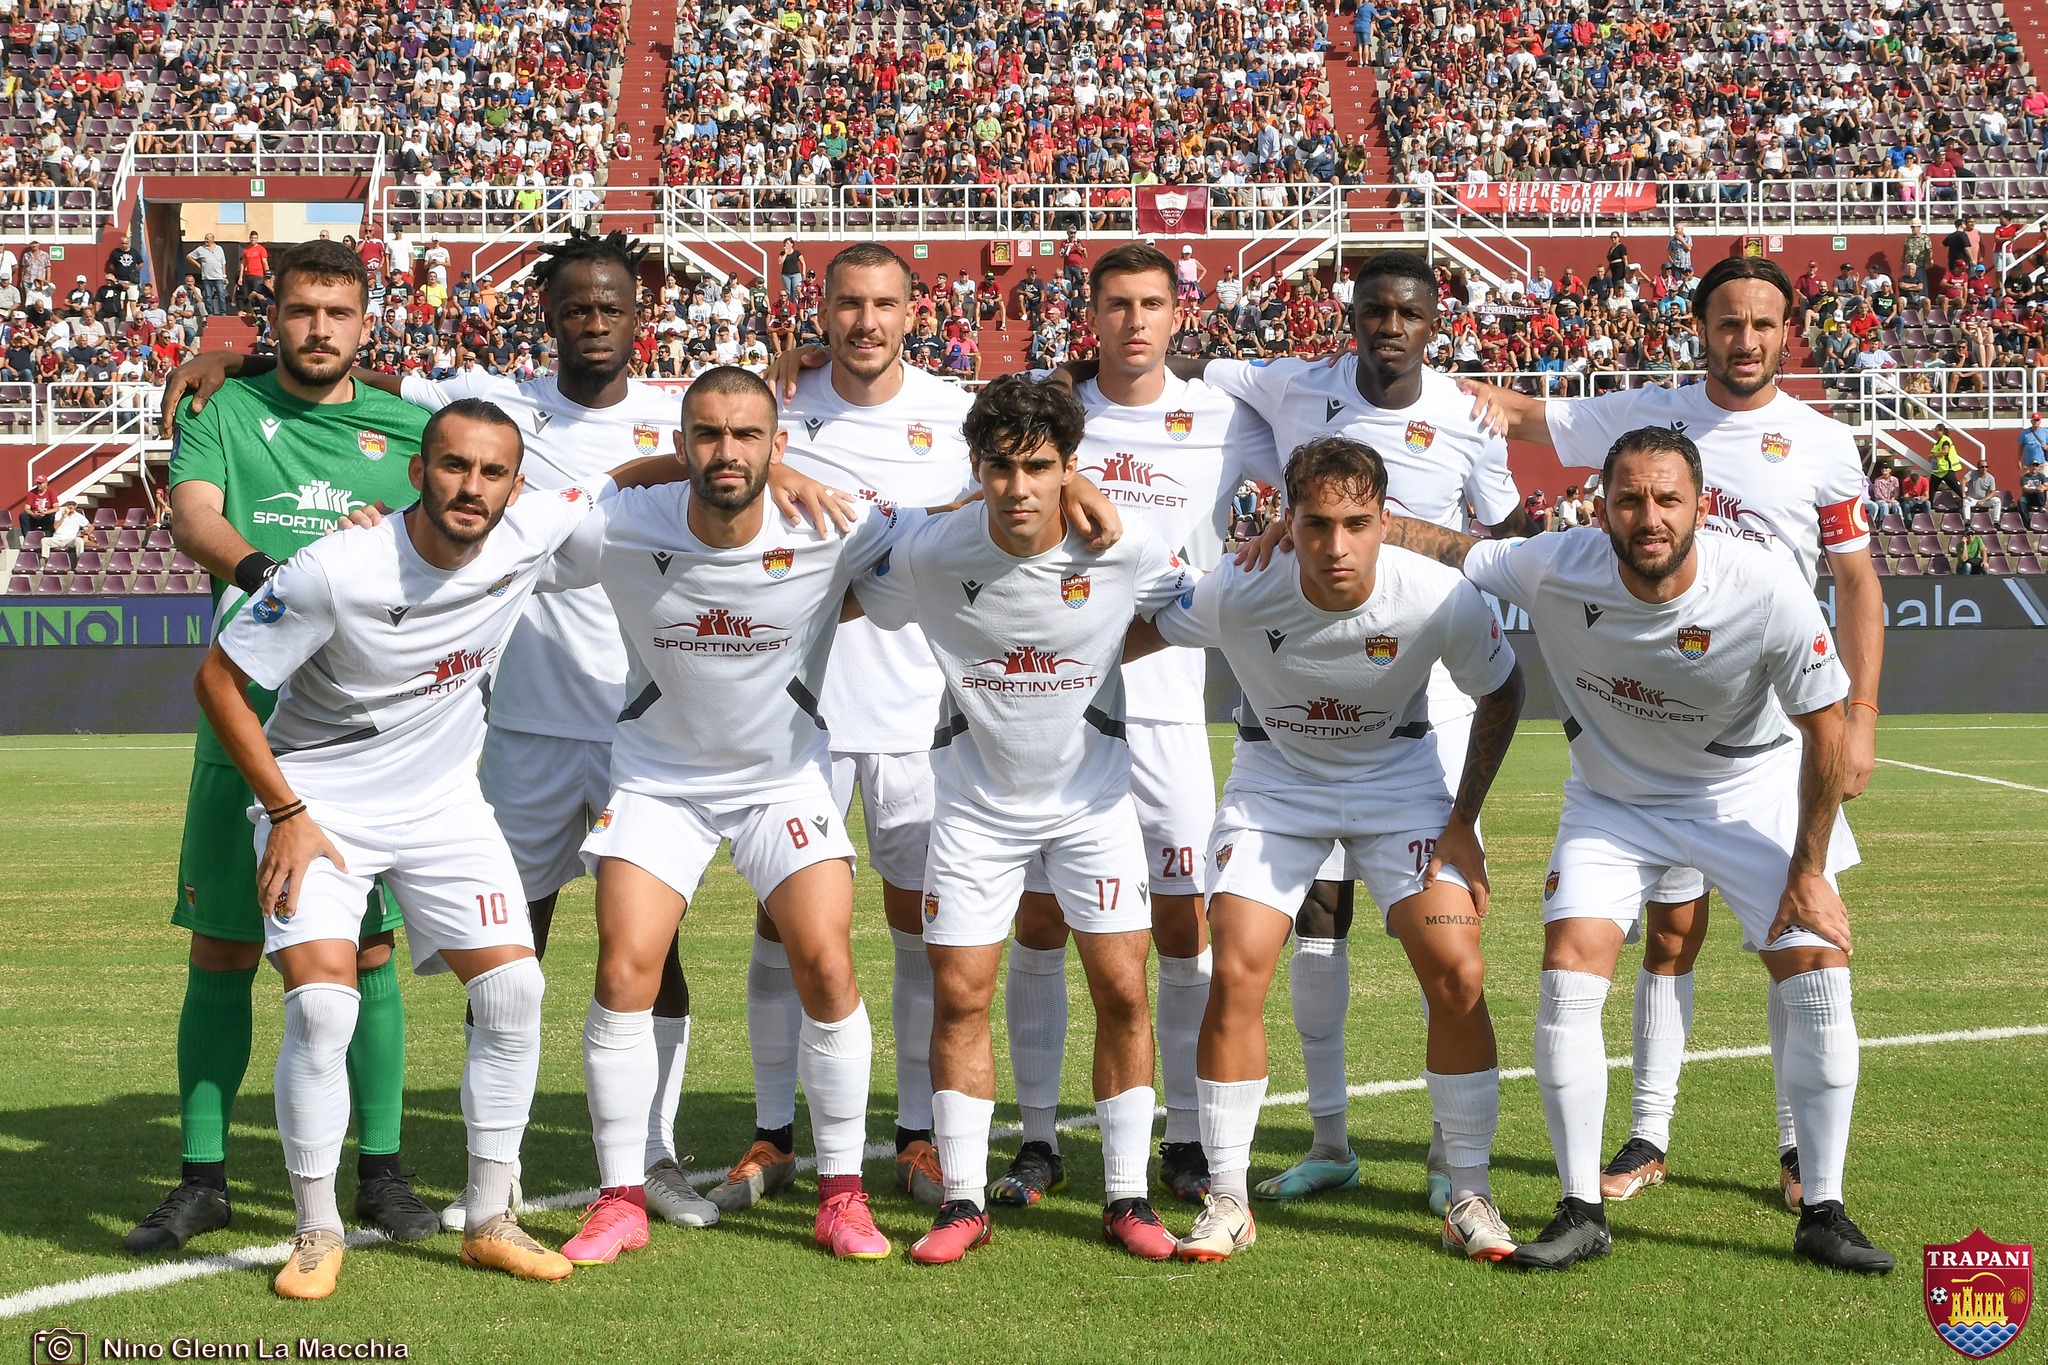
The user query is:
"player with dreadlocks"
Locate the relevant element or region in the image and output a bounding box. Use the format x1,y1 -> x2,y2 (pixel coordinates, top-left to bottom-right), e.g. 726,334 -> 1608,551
163,229 -> 854,1235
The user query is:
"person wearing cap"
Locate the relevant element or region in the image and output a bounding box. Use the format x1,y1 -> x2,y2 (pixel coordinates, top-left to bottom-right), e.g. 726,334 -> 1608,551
1175,243 -> 1205,304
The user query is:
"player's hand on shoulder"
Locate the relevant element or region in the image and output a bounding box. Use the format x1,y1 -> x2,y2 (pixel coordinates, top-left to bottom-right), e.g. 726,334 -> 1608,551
1768,871 -> 1852,956
159,349 -> 245,437
768,342 -> 829,402
768,463 -> 856,536
1319,340 -> 1354,369
256,810 -> 349,923
326,501 -> 392,535
1232,516 -> 1292,571
1456,377 -> 1513,439
1064,475 -> 1123,552
1426,815 -> 1489,916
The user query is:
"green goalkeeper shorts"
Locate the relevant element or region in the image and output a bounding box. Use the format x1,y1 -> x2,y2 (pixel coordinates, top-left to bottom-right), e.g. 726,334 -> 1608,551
172,758 -> 403,944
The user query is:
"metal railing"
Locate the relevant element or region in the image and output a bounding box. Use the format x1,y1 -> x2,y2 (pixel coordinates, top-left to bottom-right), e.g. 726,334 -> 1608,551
0,383 -> 164,453
128,130 -> 387,178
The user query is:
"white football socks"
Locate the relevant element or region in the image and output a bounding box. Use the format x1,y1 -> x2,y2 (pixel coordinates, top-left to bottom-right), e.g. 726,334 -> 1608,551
932,1089 -> 995,1209
277,982 -> 359,1235
1630,968 -> 1693,1152
1424,1067 -> 1500,1204
798,1003 -> 873,1179
1767,975 -> 1799,1153
1534,969 -> 1611,1205
746,933 -> 801,1131
646,1013 -> 691,1170
1096,1085 -> 1156,1203
1005,942 -> 1068,1150
1156,950 -> 1212,1145
1774,967 -> 1858,1206
1198,1076 -> 1266,1205
1291,937 -> 1350,1159
583,999 -> 655,1190
888,928 -> 935,1133
463,958 -> 544,1230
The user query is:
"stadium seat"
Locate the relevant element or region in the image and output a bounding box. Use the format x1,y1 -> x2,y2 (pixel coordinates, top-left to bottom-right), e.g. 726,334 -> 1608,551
114,528 -> 142,551
64,574 -> 96,594
1937,512 -> 1964,535
164,572 -> 201,593
1967,511 -> 1997,534
1893,554 -> 1923,576
5,573 -> 28,593
145,529 -> 173,551
137,550 -> 166,574
74,550 -> 103,575
92,507 -> 118,527
130,573 -> 162,594
1931,491 -> 1961,513
1909,512 -> 1937,534
1911,534 -> 1943,557
20,530 -> 42,552
1877,514 -> 1906,535
123,507 -> 147,528
0,509 -> 11,533
106,550 -> 134,574
100,574 -> 130,594
2032,513 -> 2048,534
2019,552 -> 2045,574
1985,553 -> 2012,574
1927,553 -> 1954,575
169,552 -> 198,573
34,573 -> 61,593
43,549 -> 70,574
1872,556 -> 1894,577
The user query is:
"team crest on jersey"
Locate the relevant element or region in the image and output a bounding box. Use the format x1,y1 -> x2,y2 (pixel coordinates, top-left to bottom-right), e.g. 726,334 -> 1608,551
923,890 -> 940,924
252,590 -> 285,624
1760,432 -> 1791,464
1925,1231 -> 2032,1358
1543,870 -> 1560,900
592,808 -> 613,833
1214,844 -> 1233,870
183,882 -> 197,906
762,547 -> 795,579
634,424 -> 662,455
1405,420 -> 1436,453
1675,626 -> 1712,660
271,901 -> 294,924
1061,572 -> 1091,608
487,571 -> 517,597
1164,408 -> 1194,441
358,430 -> 387,460
907,423 -> 934,454
1363,634 -> 1398,665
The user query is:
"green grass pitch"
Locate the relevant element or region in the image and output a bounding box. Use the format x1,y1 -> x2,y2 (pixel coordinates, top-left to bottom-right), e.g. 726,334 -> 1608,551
0,718 -> 2043,1364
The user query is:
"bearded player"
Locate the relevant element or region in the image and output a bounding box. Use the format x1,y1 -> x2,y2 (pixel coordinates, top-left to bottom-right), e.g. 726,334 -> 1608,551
1460,255 -> 1883,1209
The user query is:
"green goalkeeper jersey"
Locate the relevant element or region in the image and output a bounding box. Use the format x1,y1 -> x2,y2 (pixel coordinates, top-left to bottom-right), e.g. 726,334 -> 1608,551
169,371 -> 429,768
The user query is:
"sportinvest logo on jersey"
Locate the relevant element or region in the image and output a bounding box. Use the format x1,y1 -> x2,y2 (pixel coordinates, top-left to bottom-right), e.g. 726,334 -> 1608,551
1925,1231 -> 2031,1358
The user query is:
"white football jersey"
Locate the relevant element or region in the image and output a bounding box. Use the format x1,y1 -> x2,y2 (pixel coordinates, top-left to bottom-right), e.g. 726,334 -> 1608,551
779,362 -> 978,753
1155,547 -> 1516,791
1062,372 -> 1282,725
1464,528 -> 1848,818
553,490 -> 913,811
1206,355 -> 1523,727
855,513 -> 1194,832
401,371 -> 683,743
1546,383 -> 1871,586
218,487 -> 598,822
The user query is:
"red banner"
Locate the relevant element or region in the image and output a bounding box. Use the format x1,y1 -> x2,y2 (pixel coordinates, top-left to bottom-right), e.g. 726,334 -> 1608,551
1456,182 -> 1660,215
1136,185 -> 1209,235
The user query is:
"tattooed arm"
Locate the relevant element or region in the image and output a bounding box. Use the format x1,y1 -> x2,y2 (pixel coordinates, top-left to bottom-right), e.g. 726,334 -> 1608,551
1381,513 -> 1487,569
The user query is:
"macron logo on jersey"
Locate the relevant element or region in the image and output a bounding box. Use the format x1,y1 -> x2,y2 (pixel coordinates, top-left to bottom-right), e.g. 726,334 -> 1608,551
962,580 -> 984,605
253,480 -> 362,533
1264,629 -> 1287,653
258,416 -> 281,443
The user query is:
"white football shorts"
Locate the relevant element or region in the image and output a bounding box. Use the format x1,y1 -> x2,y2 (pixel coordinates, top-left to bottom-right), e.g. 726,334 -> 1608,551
1310,706 -> 1473,883
922,795 -> 1153,947
1541,778 -> 1861,954
581,784 -> 855,904
1024,719 -> 1215,898
830,749 -> 934,891
256,797 -> 533,975
1207,785 -> 1471,931
479,726 -> 613,903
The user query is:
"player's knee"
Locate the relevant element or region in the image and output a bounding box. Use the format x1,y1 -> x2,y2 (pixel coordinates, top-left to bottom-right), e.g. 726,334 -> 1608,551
593,952 -> 662,1012
467,956 -> 545,1030
1424,956 -> 1487,1017
190,932 -> 262,973
354,935 -> 394,972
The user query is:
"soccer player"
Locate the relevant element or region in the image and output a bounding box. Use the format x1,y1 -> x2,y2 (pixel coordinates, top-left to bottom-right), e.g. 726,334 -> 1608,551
852,376 -> 1193,1265
194,399 -> 627,1298
552,367 -> 908,1265
1460,256 -> 1883,1208
1128,435 -> 1526,1264
996,242 -> 1283,1209
1383,425 -> 1893,1275
163,229 -> 851,1232
129,240 -> 436,1254
1160,250 -> 1535,1213
729,244 -> 1118,1212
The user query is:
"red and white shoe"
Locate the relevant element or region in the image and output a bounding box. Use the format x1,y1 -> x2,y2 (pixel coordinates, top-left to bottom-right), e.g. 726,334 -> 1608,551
814,1176 -> 891,1261
909,1199 -> 992,1265
1103,1197 -> 1178,1260
561,1186 -> 649,1266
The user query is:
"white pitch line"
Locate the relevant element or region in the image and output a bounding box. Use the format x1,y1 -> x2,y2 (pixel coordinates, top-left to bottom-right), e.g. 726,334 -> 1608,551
1874,757 -> 2048,795
2,1022 -> 2041,1319
0,744 -> 191,752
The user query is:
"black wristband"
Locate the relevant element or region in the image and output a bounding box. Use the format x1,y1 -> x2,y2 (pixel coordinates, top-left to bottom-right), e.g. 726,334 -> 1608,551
234,551 -> 281,595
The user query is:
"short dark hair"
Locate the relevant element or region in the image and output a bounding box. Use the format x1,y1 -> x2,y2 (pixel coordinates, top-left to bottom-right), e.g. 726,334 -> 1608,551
962,374 -> 1085,465
1284,436 -> 1389,508
421,397 -> 524,467
273,239 -> 369,307
1601,425 -> 1702,494
824,243 -> 913,300
1089,241 -> 1176,298
682,364 -> 776,421
1694,256 -> 1797,323
1352,250 -> 1439,305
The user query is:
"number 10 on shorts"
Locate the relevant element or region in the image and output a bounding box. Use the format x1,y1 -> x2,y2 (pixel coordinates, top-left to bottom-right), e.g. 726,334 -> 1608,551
476,892 -> 509,925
